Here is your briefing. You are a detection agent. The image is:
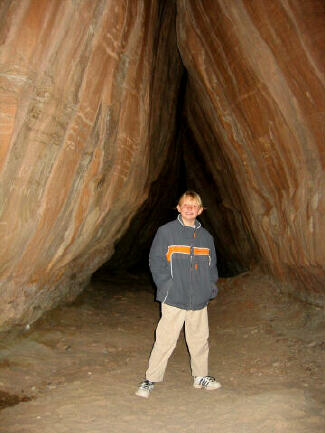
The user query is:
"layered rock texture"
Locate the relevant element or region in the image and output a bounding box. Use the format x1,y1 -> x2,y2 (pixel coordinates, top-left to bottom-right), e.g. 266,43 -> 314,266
0,0 -> 183,331
0,0 -> 324,331
177,0 -> 325,303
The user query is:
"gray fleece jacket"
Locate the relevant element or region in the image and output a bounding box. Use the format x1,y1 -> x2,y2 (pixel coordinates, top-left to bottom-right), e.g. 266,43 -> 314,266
149,215 -> 219,310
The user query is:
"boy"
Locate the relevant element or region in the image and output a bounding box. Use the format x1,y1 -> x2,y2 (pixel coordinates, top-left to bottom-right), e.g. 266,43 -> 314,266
136,191 -> 221,398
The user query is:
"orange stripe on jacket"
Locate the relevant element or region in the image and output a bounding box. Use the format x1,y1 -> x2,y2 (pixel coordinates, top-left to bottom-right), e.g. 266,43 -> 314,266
166,246 -> 210,262
193,247 -> 210,256
166,245 -> 191,262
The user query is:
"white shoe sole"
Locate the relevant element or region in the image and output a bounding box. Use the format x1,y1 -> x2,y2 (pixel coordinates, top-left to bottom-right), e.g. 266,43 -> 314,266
135,389 -> 150,398
193,382 -> 222,390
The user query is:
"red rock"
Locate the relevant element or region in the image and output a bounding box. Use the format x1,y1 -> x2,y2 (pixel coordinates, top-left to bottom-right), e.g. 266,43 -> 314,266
177,0 -> 324,304
0,0 -> 183,331
0,0 -> 324,332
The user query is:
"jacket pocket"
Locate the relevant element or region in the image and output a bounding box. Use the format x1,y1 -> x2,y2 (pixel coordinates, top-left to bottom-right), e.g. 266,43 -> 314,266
192,259 -> 212,305
157,278 -> 174,303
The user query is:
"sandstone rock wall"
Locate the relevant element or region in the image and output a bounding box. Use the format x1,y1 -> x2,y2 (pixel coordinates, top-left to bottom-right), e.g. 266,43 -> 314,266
177,0 -> 325,303
1,0 -> 324,332
0,0 -> 183,331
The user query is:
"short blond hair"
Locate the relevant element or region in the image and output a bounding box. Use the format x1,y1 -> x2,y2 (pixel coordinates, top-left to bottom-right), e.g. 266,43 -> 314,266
178,190 -> 203,208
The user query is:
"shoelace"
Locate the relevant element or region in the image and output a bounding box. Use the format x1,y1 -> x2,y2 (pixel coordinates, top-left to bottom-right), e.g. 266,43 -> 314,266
139,380 -> 153,390
198,376 -> 215,386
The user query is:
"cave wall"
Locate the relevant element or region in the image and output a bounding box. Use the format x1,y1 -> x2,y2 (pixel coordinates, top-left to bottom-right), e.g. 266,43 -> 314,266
177,0 -> 325,304
0,0 -> 183,332
0,0 -> 324,332
94,73 -> 187,272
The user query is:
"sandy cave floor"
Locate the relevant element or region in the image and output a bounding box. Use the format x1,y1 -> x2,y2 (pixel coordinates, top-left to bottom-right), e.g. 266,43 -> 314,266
0,271 -> 324,433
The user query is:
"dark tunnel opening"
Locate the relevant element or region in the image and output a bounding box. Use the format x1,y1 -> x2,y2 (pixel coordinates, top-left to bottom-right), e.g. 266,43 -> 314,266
93,136 -> 247,283
93,132 -> 247,282
93,56 -> 249,285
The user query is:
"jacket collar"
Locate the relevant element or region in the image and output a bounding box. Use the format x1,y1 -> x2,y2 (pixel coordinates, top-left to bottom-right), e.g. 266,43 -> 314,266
177,214 -> 201,229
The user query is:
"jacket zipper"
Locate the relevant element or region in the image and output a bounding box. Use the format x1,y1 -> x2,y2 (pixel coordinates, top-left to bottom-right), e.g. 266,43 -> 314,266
190,229 -> 197,310
190,247 -> 193,309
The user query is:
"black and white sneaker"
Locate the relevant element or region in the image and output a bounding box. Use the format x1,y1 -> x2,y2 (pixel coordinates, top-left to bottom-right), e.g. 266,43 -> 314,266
135,380 -> 155,398
193,376 -> 221,390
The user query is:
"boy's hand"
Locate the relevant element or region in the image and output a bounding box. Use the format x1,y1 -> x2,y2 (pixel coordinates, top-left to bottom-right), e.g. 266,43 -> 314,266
210,284 -> 218,299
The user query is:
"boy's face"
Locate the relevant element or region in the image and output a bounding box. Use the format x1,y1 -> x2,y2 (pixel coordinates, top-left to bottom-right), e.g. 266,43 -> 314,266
177,198 -> 203,226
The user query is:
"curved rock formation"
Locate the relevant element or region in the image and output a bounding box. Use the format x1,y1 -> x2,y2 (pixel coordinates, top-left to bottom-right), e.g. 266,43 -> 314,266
0,0 -> 324,332
0,0 -> 183,331
177,0 -> 325,304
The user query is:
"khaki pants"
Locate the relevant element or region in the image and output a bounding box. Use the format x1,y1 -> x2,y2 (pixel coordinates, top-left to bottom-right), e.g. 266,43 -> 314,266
146,303 -> 209,382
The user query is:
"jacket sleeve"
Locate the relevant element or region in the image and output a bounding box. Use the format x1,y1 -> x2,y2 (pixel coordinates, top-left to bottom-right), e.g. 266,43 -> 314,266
209,237 -> 219,299
149,227 -> 174,302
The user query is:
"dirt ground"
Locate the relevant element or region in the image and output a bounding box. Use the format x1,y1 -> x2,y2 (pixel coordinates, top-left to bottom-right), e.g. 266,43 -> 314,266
0,271 -> 324,433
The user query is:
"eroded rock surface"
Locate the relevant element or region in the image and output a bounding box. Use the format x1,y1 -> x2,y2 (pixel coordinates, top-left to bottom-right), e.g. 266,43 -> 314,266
177,0 -> 325,304
0,0 -> 183,331
0,0 -> 324,332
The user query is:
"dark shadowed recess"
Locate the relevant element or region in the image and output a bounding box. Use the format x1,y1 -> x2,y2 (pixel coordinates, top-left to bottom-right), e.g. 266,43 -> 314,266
93,139 -> 247,282
91,2 -> 253,287
93,68 -> 248,285
93,133 -> 247,282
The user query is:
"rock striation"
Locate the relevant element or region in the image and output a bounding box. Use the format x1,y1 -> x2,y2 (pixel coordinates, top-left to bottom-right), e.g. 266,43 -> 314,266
177,0 -> 325,304
0,0 -> 183,331
0,0 -> 324,332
